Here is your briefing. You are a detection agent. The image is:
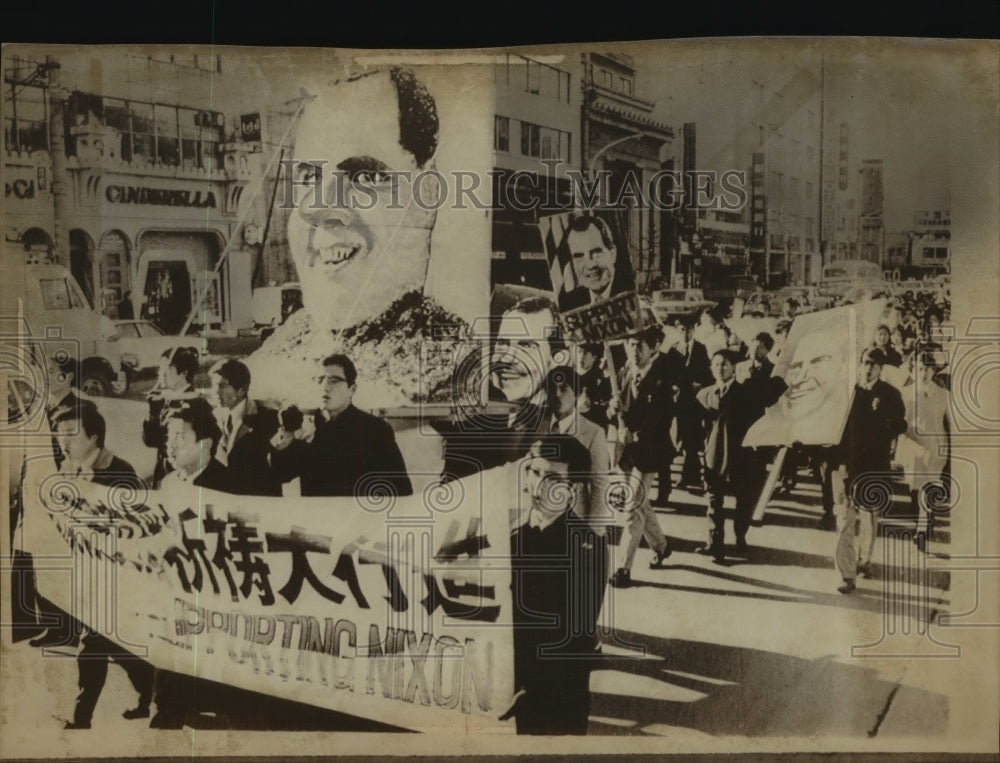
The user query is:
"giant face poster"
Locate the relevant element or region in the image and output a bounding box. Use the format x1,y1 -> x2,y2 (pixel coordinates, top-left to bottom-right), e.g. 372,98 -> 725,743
1,40 -> 998,761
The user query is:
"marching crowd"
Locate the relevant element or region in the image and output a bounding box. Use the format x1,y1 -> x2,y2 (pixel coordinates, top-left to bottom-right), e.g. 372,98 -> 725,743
16,276 -> 951,734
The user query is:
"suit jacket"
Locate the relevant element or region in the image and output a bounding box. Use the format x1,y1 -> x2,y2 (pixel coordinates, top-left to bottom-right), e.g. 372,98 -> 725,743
142,384 -> 195,486
618,352 -> 677,473
89,451 -> 138,487
697,371 -> 787,481
271,404 -> 412,497
578,365 -> 612,431
666,339 -> 713,442
193,459 -> 232,491
509,511 -> 599,733
221,400 -> 281,496
835,380 -> 908,481
557,268 -> 634,313
437,403 -> 549,483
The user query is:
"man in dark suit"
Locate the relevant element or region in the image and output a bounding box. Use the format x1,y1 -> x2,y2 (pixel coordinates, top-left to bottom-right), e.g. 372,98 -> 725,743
51,405 -> 155,729
438,296 -> 565,482
159,396 -> 230,492
142,346 -> 201,487
576,343 -> 613,432
557,215 -> 634,312
696,348 -> 787,562
29,353 -> 93,649
610,326 -> 674,587
665,316 -> 713,490
270,354 -> 411,497
831,347 -> 908,594
503,434 -> 601,735
211,359 -> 280,496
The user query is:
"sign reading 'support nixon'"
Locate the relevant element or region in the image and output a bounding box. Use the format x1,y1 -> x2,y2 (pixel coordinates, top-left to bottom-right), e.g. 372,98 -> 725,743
21,458 -> 514,733
560,291 -> 644,343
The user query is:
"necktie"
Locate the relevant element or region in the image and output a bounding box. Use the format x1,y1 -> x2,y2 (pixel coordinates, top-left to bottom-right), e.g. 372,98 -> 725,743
226,414 -> 234,440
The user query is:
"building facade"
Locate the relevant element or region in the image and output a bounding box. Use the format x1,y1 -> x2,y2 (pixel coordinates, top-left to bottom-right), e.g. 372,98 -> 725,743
3,52 -> 256,336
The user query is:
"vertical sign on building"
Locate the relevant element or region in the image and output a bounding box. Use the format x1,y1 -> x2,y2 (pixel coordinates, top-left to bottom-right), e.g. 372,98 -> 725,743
859,159 -> 884,264
681,123 -> 697,237
750,151 -> 766,248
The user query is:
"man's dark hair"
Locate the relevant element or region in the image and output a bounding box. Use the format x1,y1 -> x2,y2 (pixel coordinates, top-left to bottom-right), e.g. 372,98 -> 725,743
755,332 -> 775,352
54,402 -> 104,449
784,297 -> 800,310
544,365 -> 579,400
323,353 -> 358,387
530,433 -> 591,485
580,342 -> 604,358
565,214 -> 615,250
505,296 -> 566,356
162,347 -> 200,383
388,68 -> 439,169
50,352 -> 79,388
775,319 -> 792,337
861,347 -> 887,367
168,397 -> 221,452
633,325 -> 664,350
712,348 -> 738,365
214,358 -> 251,393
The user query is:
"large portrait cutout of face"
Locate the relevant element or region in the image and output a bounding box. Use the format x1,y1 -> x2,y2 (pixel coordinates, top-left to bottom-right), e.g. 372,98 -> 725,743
743,299 -> 888,447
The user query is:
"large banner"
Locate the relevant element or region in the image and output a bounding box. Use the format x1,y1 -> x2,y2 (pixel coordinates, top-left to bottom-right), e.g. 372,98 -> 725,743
19,455 -> 517,734
743,300 -> 887,447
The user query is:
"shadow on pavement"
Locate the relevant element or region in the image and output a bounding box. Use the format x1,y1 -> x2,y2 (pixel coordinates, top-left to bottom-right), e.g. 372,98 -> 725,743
588,631 -> 949,737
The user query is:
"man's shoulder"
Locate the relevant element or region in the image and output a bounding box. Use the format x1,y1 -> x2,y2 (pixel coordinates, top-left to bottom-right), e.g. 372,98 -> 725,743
559,287 -> 590,312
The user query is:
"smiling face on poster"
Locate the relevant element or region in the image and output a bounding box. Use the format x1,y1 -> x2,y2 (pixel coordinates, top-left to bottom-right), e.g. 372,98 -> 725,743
743,299 -> 888,447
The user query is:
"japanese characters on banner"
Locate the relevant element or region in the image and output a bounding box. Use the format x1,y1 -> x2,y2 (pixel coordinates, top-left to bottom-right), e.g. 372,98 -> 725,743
743,299 -> 887,447
19,456 -> 516,734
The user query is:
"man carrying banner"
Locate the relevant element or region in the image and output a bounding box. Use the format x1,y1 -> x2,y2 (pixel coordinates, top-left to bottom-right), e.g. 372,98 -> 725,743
831,347 -> 908,594
142,347 -> 200,487
159,396 -> 230,492
610,325 -> 674,587
504,433 -> 601,735
52,405 -> 154,729
696,348 -> 787,562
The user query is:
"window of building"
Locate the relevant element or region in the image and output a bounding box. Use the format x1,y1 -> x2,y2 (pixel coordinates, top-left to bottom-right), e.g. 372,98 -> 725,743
601,69 -> 613,88
526,58 -> 540,94
494,115 -> 510,152
521,121 -> 540,157
805,181 -> 813,200
4,82 -> 48,153
620,77 -> 633,95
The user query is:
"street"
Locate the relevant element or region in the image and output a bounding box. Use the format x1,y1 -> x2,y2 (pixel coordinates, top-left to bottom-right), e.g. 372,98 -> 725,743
2,456 -> 951,743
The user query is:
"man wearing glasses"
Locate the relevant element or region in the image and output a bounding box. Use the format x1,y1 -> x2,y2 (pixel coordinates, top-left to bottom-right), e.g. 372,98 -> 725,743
269,354 -> 412,497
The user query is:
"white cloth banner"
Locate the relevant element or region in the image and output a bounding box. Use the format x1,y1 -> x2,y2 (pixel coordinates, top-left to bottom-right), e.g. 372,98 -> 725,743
20,455 -> 516,734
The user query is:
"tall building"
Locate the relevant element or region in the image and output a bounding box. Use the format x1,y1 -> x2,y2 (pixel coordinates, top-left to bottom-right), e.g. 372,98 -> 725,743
491,53 -> 580,288
580,52 -> 673,291
3,51 -> 256,334
858,159 -> 885,266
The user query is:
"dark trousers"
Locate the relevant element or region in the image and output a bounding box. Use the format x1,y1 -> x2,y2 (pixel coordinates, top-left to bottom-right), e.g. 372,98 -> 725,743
75,630 -> 153,726
705,459 -> 768,548
516,660 -> 592,735
36,596 -> 82,647
818,459 -> 835,516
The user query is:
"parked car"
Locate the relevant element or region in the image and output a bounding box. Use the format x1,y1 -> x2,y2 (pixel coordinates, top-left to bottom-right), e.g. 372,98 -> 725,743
776,285 -> 836,312
742,291 -> 782,317
102,320 -> 207,392
649,288 -> 716,324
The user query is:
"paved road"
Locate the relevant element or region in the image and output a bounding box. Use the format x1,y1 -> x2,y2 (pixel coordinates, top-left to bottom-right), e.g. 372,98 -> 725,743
2,458 -> 951,744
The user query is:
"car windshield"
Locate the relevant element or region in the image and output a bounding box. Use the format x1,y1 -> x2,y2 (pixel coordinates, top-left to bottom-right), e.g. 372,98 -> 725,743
658,291 -> 686,301
136,322 -> 164,338
116,323 -> 140,338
